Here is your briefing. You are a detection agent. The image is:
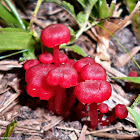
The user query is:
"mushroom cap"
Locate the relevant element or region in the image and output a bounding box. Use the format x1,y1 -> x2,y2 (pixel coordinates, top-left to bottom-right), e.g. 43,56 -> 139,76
115,104 -> 128,119
46,64 -> 78,88
59,52 -> 68,64
23,59 -> 40,70
39,52 -> 53,64
25,63 -> 56,100
98,103 -> 109,113
80,63 -> 107,81
74,80 -> 112,105
41,24 -> 70,48
74,57 -> 95,72
128,71 -> 138,77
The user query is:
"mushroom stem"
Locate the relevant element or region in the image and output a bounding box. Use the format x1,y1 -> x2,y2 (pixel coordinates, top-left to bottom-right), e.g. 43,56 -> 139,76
55,86 -> 67,116
100,109 -> 117,126
48,96 -> 56,113
89,102 -> 98,129
53,45 -> 60,66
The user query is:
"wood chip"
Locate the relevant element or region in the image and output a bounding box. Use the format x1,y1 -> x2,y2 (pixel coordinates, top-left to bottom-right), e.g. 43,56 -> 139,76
116,46 -> 140,67
78,125 -> 87,140
0,91 -> 21,113
69,131 -> 78,140
90,132 -> 139,139
43,116 -> 63,131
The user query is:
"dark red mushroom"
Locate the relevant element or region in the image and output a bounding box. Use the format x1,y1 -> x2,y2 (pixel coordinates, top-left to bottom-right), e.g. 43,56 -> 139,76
23,59 -> 39,70
74,80 -> 112,128
41,24 -> 70,66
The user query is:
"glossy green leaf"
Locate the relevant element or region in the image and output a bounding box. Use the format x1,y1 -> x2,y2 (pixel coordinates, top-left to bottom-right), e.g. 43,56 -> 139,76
131,95 -> 140,109
0,3 -> 21,28
112,77 -> 140,84
60,45 -> 87,57
3,0 -> 26,29
127,107 -> 140,133
3,120 -> 17,140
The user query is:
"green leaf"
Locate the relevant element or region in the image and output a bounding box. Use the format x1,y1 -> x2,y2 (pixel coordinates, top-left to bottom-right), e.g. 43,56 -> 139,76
76,0 -> 88,9
3,120 -> 17,140
0,28 -> 35,50
99,0 -> 109,18
112,77 -> 140,84
131,95 -> 140,109
76,12 -> 87,26
60,45 -> 87,57
44,0 -> 76,20
108,0 -> 116,17
3,0 -> 26,29
68,26 -> 76,42
0,3 -> 21,28
127,107 -> 140,133
61,1 -> 77,19
0,28 -> 39,59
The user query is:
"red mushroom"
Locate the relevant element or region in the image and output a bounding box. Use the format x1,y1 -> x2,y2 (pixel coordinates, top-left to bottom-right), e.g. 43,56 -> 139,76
59,52 -> 68,64
115,104 -> 128,119
74,80 -> 112,128
23,59 -> 40,70
41,24 -> 70,66
98,103 -> 109,122
25,63 -> 56,100
39,52 -> 53,64
80,63 -> 107,81
129,71 -> 138,77
74,57 -> 95,72
98,103 -> 109,114
46,64 -> 78,115
100,104 -> 128,126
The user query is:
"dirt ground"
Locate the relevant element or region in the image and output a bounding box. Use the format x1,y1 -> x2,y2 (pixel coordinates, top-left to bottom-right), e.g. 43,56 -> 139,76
0,0 -> 140,140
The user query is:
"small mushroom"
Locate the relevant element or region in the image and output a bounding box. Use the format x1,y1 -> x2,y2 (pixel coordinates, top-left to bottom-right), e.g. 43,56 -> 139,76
23,59 -> 40,70
100,104 -> 128,126
25,63 -> 56,100
74,80 -> 112,128
41,24 -> 70,66
46,64 -> 78,115
39,52 -> 53,64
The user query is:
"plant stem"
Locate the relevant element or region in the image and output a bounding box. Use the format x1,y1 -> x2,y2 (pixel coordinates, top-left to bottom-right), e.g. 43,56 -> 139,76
30,0 -> 43,30
0,49 -> 28,60
76,0 -> 97,39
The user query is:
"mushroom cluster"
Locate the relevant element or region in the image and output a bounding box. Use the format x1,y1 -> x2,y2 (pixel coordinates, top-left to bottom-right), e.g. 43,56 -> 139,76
24,24 -> 128,129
